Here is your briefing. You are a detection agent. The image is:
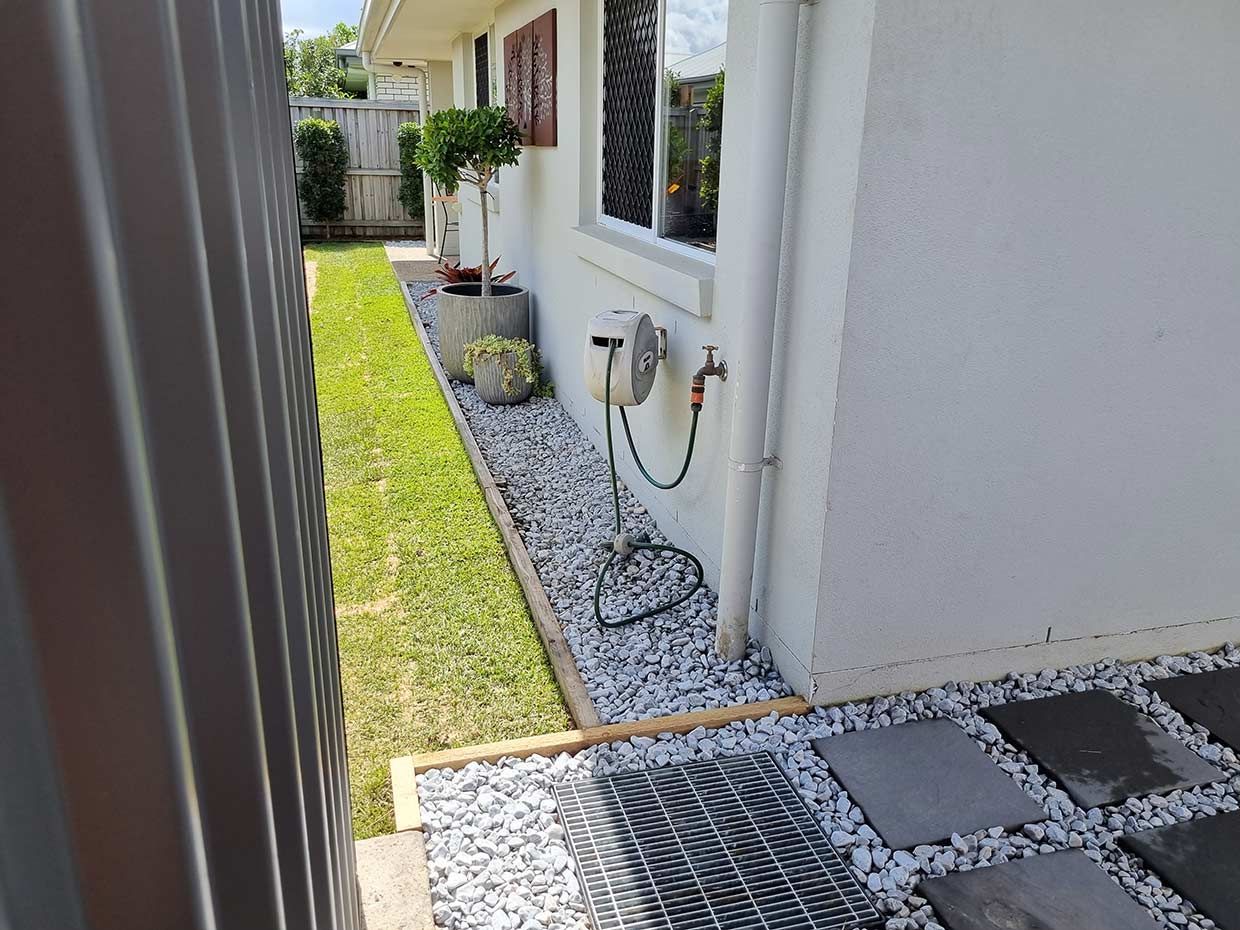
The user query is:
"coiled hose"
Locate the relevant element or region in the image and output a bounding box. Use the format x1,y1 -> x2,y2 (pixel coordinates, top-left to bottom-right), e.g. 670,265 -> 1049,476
593,341 -> 705,628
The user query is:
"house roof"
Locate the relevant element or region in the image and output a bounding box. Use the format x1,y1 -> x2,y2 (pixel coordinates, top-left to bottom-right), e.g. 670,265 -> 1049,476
668,42 -> 725,82
358,0 -> 498,62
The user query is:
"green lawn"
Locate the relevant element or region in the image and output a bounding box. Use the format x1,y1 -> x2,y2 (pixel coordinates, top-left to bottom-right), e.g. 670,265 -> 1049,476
306,242 -> 570,839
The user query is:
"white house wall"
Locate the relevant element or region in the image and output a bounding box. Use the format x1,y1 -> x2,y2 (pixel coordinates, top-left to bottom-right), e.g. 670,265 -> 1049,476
810,0 -> 1240,699
439,0 -> 1240,702
446,0 -> 836,694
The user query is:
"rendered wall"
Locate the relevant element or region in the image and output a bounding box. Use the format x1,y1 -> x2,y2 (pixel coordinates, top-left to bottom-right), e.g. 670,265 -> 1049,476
810,0 -> 1240,700
442,0 -> 1240,702
446,0 -> 846,693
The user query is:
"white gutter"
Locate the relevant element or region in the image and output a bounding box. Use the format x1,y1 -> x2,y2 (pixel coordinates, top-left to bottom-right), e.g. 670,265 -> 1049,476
716,0 -> 803,660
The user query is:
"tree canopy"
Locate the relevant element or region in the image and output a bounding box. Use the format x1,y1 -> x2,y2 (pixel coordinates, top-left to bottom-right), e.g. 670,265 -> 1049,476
284,22 -> 358,99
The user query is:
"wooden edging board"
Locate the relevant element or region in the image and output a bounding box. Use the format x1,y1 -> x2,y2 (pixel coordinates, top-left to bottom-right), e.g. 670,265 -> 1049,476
400,282 -> 602,729
390,755 -> 422,832
394,696 -> 811,782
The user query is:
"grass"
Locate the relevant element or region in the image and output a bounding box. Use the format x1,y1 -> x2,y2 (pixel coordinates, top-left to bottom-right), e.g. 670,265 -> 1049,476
306,241 -> 571,839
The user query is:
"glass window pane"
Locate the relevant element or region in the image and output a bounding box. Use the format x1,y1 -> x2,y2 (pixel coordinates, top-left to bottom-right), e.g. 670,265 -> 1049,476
659,0 -> 727,252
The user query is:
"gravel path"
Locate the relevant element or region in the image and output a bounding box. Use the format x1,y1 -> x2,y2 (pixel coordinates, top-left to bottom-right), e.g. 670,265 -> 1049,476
410,284 -> 789,723
419,644 -> 1240,930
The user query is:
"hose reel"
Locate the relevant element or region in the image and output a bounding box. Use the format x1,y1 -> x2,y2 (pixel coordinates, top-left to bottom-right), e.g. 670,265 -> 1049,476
584,310 -> 726,628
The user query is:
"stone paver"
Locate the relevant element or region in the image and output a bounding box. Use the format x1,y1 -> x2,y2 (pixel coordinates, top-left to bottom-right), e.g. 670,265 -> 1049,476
1120,810 -> 1240,930
983,690 -> 1224,809
811,719 -> 1046,849
355,831 -> 435,930
921,849 -> 1161,930
1148,666 -> 1240,753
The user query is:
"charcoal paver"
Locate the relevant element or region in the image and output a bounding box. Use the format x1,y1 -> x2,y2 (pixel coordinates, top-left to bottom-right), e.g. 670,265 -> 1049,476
921,849 -> 1161,930
1146,667 -> 1240,752
810,718 -> 1046,849
982,690 -> 1224,809
1120,810 -> 1240,930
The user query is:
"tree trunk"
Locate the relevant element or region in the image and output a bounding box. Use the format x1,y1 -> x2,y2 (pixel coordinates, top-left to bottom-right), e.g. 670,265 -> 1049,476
479,181 -> 491,297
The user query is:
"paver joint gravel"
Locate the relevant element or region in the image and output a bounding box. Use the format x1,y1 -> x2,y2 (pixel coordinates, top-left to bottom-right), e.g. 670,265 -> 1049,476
417,644 -> 1240,930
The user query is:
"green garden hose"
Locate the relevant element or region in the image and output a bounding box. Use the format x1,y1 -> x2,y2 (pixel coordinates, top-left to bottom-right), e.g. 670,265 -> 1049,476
593,341 -> 705,628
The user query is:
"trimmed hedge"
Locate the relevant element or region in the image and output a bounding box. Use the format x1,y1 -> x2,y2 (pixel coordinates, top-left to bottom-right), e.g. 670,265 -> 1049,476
293,117 -> 349,224
396,121 -> 424,217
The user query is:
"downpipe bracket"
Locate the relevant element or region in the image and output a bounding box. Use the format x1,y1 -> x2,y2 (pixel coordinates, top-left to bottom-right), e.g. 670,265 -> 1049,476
728,455 -> 782,474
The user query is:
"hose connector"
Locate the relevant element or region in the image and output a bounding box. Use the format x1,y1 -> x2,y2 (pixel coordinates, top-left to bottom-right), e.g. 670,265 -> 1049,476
691,345 -> 727,411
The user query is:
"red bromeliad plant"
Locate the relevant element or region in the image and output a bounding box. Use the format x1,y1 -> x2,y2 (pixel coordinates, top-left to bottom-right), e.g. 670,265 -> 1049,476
420,258 -> 516,301
434,258 -> 516,286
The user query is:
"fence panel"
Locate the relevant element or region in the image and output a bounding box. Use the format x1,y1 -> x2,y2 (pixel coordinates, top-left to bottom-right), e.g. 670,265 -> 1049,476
289,97 -> 423,239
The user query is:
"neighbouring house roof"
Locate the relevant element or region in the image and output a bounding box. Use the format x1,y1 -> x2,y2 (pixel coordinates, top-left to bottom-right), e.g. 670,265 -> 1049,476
335,40 -> 370,94
668,42 -> 725,83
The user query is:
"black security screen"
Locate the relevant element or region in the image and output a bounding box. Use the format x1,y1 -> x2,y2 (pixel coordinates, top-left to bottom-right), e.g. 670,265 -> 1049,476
600,0 -> 658,228
474,33 -> 490,107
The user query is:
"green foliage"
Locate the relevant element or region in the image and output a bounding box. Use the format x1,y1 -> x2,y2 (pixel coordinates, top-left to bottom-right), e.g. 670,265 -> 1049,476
462,336 -> 542,396
415,107 -> 522,293
666,124 -> 690,189
665,68 -> 682,107
413,106 -> 522,195
698,69 -> 725,212
284,22 -> 358,99
306,243 -> 569,838
396,122 -> 424,217
294,118 -> 349,224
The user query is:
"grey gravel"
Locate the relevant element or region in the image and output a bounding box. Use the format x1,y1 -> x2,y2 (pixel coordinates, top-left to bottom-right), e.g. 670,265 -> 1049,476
410,284 -> 789,723
418,643 -> 1240,930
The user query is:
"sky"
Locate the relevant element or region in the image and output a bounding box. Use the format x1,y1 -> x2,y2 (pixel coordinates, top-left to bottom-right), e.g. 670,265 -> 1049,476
281,0 -> 362,35
665,0 -> 728,58
279,0 -> 726,54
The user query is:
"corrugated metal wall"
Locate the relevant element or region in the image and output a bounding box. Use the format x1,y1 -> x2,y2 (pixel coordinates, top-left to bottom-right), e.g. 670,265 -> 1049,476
0,2 -> 358,929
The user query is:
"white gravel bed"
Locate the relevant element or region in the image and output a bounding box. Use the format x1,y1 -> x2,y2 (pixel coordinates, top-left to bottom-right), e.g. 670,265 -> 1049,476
418,644 -> 1240,930
409,284 -> 790,723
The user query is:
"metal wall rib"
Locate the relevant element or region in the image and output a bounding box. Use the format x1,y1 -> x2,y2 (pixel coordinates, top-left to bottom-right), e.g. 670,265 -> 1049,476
0,2 -> 357,929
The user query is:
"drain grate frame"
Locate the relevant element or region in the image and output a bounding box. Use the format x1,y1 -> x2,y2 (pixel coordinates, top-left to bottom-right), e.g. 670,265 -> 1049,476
554,752 -> 882,930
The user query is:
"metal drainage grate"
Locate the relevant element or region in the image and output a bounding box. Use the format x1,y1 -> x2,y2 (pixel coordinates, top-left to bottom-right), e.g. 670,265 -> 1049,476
554,753 -> 882,930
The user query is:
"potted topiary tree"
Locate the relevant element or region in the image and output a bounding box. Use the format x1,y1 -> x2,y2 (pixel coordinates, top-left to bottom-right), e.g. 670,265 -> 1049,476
415,106 -> 526,382
463,336 -> 544,405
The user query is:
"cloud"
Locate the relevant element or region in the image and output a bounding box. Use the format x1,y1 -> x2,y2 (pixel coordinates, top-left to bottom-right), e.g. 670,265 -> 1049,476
664,0 -> 728,58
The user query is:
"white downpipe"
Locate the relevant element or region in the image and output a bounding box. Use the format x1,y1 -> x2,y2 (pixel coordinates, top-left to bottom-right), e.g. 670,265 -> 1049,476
715,0 -> 802,660
416,65 -> 436,255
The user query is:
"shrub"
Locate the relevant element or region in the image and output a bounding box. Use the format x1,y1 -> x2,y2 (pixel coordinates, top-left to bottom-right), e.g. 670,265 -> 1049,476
396,122 -> 424,217
698,70 -> 725,212
414,107 -> 522,295
293,118 -> 349,226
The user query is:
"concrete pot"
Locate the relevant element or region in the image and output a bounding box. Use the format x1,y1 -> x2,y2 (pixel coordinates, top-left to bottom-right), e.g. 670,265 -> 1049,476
472,352 -> 533,405
436,283 -> 530,382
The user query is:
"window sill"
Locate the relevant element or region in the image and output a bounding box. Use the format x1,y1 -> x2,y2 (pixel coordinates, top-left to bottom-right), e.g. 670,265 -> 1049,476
570,224 -> 714,318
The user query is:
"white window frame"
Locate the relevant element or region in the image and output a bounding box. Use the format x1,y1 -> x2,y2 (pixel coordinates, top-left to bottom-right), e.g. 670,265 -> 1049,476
595,0 -> 718,265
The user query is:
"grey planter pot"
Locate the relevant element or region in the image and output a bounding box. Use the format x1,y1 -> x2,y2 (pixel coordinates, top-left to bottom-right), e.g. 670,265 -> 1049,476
473,352 -> 533,405
436,282 -> 530,382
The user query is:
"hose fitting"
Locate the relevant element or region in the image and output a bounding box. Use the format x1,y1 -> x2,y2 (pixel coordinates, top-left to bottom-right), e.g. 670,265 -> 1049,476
690,345 -> 727,411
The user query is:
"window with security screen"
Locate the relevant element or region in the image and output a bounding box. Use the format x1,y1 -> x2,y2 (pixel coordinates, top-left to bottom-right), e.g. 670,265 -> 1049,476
601,0 -> 659,228
474,33 -> 490,107
600,0 -> 727,254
